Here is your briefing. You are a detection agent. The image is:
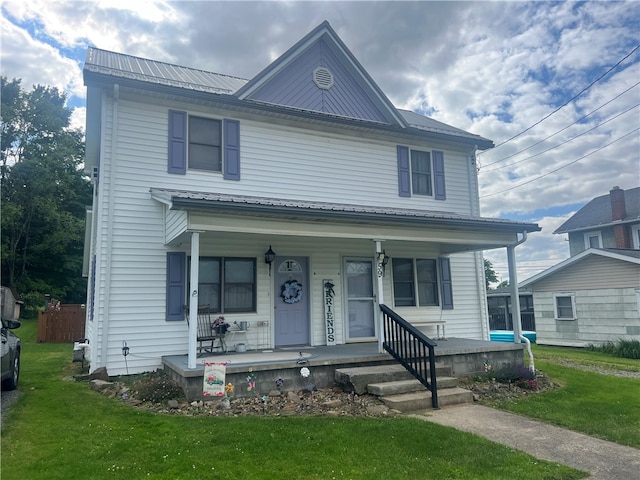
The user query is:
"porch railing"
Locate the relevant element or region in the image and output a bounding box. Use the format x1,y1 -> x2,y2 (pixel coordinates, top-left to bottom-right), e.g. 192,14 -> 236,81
380,304 -> 439,409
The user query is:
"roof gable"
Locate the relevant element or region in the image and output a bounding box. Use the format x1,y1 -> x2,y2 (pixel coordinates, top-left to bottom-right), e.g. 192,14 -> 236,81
235,21 -> 406,126
520,248 -> 640,287
554,186 -> 640,233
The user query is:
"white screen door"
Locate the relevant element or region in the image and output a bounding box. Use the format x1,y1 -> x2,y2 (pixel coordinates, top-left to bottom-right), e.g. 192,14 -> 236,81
345,258 -> 376,341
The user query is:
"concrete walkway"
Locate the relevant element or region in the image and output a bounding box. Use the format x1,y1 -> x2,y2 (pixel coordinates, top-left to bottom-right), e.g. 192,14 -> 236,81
414,405 -> 640,480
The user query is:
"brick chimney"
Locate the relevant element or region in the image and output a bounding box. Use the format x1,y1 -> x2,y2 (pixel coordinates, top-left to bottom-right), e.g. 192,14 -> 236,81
610,186 -> 630,248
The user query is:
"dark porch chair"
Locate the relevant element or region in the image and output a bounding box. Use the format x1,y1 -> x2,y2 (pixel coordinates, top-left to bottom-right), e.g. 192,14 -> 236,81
185,305 -> 227,355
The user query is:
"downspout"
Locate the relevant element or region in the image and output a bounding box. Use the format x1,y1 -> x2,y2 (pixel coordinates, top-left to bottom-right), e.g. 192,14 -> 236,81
100,83 -> 119,369
506,232 -> 534,372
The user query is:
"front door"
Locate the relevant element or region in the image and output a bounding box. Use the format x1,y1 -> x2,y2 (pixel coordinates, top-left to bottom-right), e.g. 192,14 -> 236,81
345,258 -> 377,341
274,256 -> 309,347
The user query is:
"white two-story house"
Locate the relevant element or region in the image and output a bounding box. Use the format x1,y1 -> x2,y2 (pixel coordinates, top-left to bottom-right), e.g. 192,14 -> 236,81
82,21 -> 539,375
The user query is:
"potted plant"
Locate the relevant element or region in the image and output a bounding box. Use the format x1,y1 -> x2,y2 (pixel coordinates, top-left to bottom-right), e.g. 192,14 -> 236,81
212,316 -> 230,334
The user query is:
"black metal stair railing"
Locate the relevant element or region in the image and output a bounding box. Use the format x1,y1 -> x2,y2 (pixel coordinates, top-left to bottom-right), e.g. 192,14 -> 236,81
380,304 -> 439,409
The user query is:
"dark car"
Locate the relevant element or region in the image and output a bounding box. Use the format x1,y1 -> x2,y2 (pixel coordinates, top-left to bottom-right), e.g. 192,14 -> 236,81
1,319 -> 21,390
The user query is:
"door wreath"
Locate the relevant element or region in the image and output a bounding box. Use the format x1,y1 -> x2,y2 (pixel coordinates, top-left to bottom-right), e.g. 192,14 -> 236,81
281,280 -> 303,304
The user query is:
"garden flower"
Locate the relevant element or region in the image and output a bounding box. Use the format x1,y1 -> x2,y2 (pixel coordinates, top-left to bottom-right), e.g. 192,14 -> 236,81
300,367 -> 310,378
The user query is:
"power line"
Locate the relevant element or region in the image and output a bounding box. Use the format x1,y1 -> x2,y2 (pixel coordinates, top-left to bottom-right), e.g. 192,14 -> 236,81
478,44 -> 640,154
480,81 -> 640,169
480,126 -> 640,198
481,103 -> 640,173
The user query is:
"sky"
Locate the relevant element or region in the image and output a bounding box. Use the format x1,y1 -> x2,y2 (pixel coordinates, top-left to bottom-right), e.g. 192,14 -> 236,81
2,0 -> 639,284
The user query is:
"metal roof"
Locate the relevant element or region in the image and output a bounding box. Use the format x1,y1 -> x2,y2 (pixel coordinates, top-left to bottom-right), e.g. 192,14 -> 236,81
83,47 -> 493,148
84,47 -> 248,95
149,188 -> 540,232
554,186 -> 640,233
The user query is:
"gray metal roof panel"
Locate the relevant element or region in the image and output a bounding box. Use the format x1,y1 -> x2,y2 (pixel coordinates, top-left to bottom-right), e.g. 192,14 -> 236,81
150,188 -> 540,231
84,47 -> 248,94
398,109 -> 492,145
554,187 -> 640,233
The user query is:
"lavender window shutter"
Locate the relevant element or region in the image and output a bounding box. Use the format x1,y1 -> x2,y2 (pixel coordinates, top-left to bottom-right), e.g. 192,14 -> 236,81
223,119 -> 240,180
397,146 -> 411,197
439,257 -> 454,310
166,252 -> 186,321
433,150 -> 446,200
168,110 -> 187,174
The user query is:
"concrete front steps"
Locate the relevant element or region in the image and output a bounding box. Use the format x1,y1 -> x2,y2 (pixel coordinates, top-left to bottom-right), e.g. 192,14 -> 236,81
335,363 -> 473,412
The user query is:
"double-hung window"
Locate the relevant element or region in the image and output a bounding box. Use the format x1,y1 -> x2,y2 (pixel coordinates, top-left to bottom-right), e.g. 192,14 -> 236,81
583,231 -> 602,249
554,294 -> 576,320
190,257 -> 256,313
392,258 -> 439,307
188,116 -> 221,171
411,150 -> 432,196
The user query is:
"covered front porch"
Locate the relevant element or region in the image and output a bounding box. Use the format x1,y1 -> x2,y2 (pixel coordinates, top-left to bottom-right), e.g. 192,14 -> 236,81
163,339 -> 525,402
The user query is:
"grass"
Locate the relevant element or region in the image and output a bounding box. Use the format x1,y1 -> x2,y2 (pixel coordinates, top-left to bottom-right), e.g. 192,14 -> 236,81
1,319 -> 586,480
481,344 -> 640,449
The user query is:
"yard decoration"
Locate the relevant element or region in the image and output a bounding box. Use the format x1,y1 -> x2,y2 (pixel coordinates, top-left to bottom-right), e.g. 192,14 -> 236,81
281,280 -> 303,304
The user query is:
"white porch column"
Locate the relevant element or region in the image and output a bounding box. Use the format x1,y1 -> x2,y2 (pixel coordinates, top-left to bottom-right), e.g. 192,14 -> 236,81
506,245 -> 522,344
375,240 -> 385,353
187,231 -> 200,369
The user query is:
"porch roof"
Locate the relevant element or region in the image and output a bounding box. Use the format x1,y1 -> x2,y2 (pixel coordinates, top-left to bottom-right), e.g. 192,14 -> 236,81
151,188 -> 540,241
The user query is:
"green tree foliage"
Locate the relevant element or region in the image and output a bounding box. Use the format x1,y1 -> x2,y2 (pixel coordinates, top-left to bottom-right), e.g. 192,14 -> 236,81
1,78 -> 92,315
484,258 -> 499,289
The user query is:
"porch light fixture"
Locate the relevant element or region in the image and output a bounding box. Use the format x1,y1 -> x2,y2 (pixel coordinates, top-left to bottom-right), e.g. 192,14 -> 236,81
376,250 -> 390,277
265,245 -> 276,276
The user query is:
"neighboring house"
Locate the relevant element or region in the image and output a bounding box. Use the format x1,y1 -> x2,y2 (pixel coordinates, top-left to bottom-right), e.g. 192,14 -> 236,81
554,186 -> 640,256
82,21 -> 539,375
520,249 -> 640,347
521,186 -> 640,347
486,288 -> 535,331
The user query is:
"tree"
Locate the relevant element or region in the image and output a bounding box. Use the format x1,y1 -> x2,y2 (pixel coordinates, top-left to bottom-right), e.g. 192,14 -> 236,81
1,77 -> 92,315
484,258 -> 498,289
496,280 -> 510,289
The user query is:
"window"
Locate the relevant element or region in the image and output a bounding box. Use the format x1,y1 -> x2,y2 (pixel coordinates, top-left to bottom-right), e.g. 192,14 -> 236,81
554,294 -> 576,320
190,257 -> 256,313
583,231 -> 602,249
411,150 -> 432,196
189,116 -> 221,171
632,225 -> 640,249
392,258 -> 439,307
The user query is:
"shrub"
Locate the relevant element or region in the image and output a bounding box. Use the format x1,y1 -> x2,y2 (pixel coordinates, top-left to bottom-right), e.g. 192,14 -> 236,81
587,339 -> 640,359
493,364 -> 535,384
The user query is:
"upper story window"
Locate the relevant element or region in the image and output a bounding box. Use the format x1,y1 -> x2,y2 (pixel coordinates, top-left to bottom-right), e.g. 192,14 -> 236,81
632,225 -> 640,249
189,116 -> 221,171
168,110 -> 240,180
411,150 -> 432,196
397,146 -> 445,200
583,231 -> 602,249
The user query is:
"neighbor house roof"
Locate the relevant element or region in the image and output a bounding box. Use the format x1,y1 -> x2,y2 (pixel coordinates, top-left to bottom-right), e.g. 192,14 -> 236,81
83,21 -> 493,149
519,248 -> 640,287
554,186 -> 640,234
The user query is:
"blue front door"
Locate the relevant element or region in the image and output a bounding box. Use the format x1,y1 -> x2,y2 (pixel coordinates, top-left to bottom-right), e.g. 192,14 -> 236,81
274,257 -> 309,347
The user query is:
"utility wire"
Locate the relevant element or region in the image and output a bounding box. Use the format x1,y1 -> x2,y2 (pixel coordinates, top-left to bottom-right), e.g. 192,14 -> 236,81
480,126 -> 640,198
481,103 -> 640,173
480,81 -> 640,168
478,44 -> 640,155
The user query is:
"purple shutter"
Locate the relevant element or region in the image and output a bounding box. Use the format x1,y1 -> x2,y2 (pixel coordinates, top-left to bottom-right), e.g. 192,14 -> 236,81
433,150 -> 446,200
223,119 -> 240,180
168,110 -> 187,174
397,146 -> 411,197
439,257 -> 454,310
166,252 -> 186,321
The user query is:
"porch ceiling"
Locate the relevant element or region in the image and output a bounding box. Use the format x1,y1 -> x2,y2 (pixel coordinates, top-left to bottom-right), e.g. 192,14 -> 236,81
151,188 -> 540,253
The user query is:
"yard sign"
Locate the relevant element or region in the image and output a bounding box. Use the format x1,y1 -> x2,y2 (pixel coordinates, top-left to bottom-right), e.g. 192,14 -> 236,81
203,362 -> 226,396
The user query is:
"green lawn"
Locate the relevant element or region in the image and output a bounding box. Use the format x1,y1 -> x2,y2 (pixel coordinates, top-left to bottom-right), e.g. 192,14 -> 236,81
0,321 -> 589,479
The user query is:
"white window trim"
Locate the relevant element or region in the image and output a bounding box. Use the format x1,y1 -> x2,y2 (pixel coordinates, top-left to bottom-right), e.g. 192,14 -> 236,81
553,293 -> 577,320
583,231 -> 602,249
631,225 -> 640,249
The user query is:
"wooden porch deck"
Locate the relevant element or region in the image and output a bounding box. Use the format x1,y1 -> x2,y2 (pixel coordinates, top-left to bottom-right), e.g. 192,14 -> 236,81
163,339 -> 526,402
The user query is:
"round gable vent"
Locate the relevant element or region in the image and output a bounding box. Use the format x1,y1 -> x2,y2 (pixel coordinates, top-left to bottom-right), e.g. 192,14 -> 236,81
313,67 -> 334,90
